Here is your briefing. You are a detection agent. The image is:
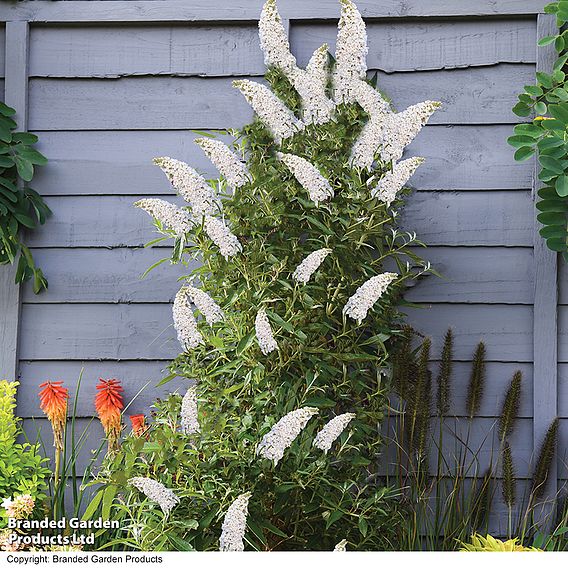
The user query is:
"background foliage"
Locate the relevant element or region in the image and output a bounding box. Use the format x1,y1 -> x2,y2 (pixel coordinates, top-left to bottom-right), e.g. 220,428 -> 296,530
0,102 -> 49,292
509,0 -> 568,258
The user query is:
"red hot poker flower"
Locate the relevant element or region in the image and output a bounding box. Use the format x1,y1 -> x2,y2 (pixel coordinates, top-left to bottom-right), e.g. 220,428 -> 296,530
129,414 -> 147,437
39,381 -> 69,451
94,378 -> 124,452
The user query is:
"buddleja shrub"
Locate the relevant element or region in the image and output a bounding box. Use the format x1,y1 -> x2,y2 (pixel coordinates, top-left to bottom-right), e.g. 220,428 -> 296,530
94,0 -> 440,551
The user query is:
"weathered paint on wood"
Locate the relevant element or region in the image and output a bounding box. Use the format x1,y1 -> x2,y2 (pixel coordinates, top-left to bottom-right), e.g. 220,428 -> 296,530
27,66 -> 531,131
403,304 -> 533,363
402,191 -> 533,247
28,19 -> 536,78
0,0 -> 550,22
1,22 -> 29,382
19,303 -> 178,361
29,24 -> 265,78
20,191 -> 532,249
291,18 -> 537,72
533,13 -> 559,512
21,248 -> 193,304
23,246 -> 532,305
30,126 -> 532,196
406,247 -> 534,305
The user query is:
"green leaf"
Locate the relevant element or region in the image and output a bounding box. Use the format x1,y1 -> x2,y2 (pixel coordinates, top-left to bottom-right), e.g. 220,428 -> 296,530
548,103 -> 568,123
507,135 -> 536,148
539,155 -> 565,174
538,35 -> 557,46
538,211 -> 567,225
358,516 -> 368,538
512,102 -> 531,117
82,490 -> 104,521
525,84 -> 543,96
325,510 -> 344,529
535,101 -> 548,115
546,237 -> 567,251
556,175 -> 568,197
540,224 -> 566,239
14,156 -> 33,181
514,146 -> 535,161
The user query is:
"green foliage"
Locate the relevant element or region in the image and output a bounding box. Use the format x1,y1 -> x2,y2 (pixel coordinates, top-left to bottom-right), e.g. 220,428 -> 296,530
0,381 -> 50,522
509,1 -> 568,258
531,417 -> 559,499
86,395 -> 404,551
498,371 -> 522,442
87,50 -> 432,549
0,102 -> 50,292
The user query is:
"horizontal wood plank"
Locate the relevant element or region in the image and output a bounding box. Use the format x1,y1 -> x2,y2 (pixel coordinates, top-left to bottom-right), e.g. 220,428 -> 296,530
29,24 -> 265,78
403,304 -> 533,362
18,360 -> 187,418
31,125 -> 531,196
21,247 -> 193,304
27,65 -> 532,130
406,247 -> 534,304
0,1 -> 549,22
24,246 -> 533,305
402,191 -> 533,247
24,191 -> 532,249
291,18 -> 536,72
19,303 -> 179,361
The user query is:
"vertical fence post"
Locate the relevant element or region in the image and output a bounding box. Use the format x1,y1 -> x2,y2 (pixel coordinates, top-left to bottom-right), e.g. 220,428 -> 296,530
0,21 -> 29,380
533,12 -> 559,520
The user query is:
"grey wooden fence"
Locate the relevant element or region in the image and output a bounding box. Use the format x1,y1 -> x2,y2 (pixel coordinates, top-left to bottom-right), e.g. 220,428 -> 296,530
0,0 -> 563,532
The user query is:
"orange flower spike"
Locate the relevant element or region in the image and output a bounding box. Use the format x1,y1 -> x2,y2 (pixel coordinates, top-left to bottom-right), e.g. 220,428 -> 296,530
38,381 -> 69,451
95,378 -> 124,452
129,414 -> 146,437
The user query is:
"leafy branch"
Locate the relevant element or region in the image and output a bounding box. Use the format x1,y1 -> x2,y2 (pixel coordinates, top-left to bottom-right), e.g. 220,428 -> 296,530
0,102 -> 50,292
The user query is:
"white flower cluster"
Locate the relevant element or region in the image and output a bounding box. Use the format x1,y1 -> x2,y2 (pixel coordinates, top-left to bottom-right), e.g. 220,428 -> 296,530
259,0 -> 296,72
233,80 -> 304,142
313,412 -> 356,453
333,0 -> 368,104
371,157 -> 425,206
352,79 -> 391,117
134,198 -> 193,237
343,272 -> 398,324
154,157 -> 218,216
380,101 -> 441,163
180,384 -> 200,435
204,215 -> 242,260
219,492 -> 251,552
185,285 -> 224,325
255,308 -> 278,355
258,1 -> 334,125
2,495 -> 35,520
195,137 -> 250,190
278,152 -> 334,204
256,407 -> 319,465
334,539 -> 348,552
292,248 -> 332,284
173,287 -> 203,350
350,115 -> 384,170
128,477 -> 180,515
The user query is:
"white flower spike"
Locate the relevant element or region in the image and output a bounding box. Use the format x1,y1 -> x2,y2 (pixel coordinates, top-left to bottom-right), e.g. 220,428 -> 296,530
256,407 -> 319,465
233,80 -> 304,142
278,152 -> 334,204
173,287 -> 203,350
313,412 -> 356,453
371,157 -> 425,206
219,492 -> 252,552
194,137 -> 250,190
343,272 -> 398,324
203,215 -> 242,260
255,308 -> 278,355
185,285 -> 224,326
292,248 -> 332,284
128,477 -> 179,515
180,384 -> 200,435
134,198 -> 193,237
153,157 -> 218,216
